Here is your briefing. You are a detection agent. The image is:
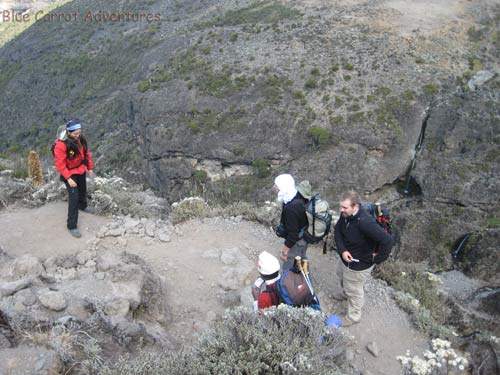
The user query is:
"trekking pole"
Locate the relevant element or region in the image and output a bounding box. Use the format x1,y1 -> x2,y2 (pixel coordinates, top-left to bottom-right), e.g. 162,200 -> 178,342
302,259 -> 317,299
296,256 -> 315,297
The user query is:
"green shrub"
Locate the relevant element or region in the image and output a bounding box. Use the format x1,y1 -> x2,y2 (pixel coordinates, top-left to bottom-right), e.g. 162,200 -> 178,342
310,67 -> 320,76
329,64 -> 339,73
468,57 -> 483,72
330,115 -> 344,125
342,62 -> 354,71
262,73 -> 291,104
11,157 -> 28,179
293,90 -> 305,100
374,86 -> 391,97
467,26 -> 483,42
193,169 -> 208,183
137,80 -> 150,93
304,77 -> 317,89
171,197 -> 209,224
252,158 -> 271,178
374,262 -> 447,325
402,90 -> 415,101
229,32 -> 238,42
334,96 -> 344,108
187,120 -> 200,133
487,217 -> 500,228
423,83 -> 439,96
394,291 -> 454,338
308,126 -> 331,148
95,306 -> 350,375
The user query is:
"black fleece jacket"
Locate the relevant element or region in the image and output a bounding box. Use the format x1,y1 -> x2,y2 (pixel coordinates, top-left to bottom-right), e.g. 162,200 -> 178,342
334,208 -> 394,270
280,193 -> 308,248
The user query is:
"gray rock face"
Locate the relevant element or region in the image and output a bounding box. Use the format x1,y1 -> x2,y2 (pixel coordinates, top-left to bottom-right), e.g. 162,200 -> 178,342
391,80 -> 500,273
467,70 -> 495,91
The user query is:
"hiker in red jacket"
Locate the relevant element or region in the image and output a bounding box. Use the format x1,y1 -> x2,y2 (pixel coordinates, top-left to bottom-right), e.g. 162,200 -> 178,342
53,119 -> 95,238
252,251 -> 281,311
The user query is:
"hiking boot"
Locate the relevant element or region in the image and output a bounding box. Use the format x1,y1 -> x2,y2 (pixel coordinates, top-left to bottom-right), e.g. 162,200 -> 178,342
341,316 -> 360,327
80,207 -> 95,214
332,290 -> 347,301
68,228 -> 82,238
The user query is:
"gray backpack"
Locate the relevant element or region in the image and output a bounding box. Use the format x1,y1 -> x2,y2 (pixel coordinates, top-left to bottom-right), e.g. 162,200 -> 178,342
302,194 -> 332,244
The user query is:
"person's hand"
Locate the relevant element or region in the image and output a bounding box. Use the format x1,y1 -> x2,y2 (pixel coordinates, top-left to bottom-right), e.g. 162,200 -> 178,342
67,178 -> 77,188
342,250 -> 353,262
88,170 -> 95,178
280,246 -> 289,261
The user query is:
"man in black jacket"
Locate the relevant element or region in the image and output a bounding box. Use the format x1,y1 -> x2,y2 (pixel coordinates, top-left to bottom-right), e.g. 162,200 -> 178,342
334,190 -> 394,326
274,174 -> 309,271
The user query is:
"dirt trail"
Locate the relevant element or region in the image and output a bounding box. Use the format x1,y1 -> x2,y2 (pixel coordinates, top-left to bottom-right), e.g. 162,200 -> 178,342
0,201 -> 428,374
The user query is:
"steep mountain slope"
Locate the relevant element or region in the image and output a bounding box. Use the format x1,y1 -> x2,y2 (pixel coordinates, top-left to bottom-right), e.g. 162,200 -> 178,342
0,0 -> 498,269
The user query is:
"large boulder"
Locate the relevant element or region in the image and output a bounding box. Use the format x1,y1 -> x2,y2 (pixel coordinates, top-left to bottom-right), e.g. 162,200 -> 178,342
0,345 -> 62,375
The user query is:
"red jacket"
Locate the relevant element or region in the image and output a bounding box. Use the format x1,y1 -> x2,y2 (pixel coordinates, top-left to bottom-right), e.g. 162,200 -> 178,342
257,283 -> 280,310
53,139 -> 94,180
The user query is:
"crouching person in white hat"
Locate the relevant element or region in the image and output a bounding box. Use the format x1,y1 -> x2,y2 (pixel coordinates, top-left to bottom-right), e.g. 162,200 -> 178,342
251,251 -> 281,311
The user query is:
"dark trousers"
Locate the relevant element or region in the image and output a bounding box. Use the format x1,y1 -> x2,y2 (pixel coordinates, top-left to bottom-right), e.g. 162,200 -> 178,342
63,173 -> 87,229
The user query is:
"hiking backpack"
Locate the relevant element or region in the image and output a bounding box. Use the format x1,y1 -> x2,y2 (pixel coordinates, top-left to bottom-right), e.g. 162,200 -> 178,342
277,269 -> 313,306
277,269 -> 320,310
302,194 -> 332,244
361,202 -> 392,235
50,137 -> 88,161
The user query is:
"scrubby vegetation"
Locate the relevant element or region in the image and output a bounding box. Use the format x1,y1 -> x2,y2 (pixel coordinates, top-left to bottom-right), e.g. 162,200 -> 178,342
374,262 -> 452,338
197,1 -> 302,28
308,126 -> 331,149
251,158 -> 271,178
91,306 -> 351,374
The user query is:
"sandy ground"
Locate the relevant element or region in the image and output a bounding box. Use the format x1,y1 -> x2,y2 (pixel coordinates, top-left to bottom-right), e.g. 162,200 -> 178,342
0,201 -> 428,374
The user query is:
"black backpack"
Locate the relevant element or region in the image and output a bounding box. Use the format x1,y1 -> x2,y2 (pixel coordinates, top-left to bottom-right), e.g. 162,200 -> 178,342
361,202 -> 392,235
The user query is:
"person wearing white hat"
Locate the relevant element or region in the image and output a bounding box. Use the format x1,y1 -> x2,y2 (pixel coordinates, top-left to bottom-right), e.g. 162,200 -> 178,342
273,174 -> 309,270
251,251 -> 281,311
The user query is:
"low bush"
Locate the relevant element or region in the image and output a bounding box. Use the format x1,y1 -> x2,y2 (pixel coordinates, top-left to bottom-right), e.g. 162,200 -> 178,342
95,306 -> 351,374
170,196 -> 210,224
251,158 -> 271,178
308,126 -> 331,148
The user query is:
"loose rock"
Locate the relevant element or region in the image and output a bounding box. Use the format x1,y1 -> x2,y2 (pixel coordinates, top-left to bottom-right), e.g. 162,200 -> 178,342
366,341 -> 379,357
38,290 -> 67,311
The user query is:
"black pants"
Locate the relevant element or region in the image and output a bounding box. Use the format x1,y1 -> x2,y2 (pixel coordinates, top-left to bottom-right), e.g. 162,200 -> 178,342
63,173 -> 87,230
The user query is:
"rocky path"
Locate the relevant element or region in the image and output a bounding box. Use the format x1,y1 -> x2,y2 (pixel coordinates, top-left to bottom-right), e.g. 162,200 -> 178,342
0,201 -> 428,374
